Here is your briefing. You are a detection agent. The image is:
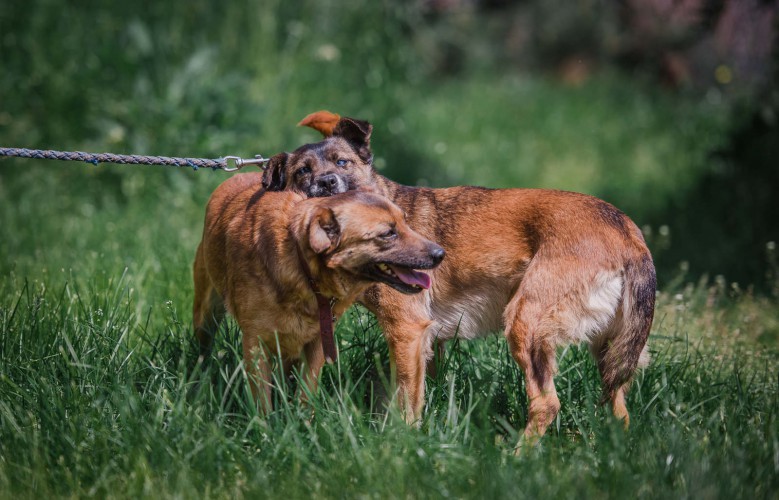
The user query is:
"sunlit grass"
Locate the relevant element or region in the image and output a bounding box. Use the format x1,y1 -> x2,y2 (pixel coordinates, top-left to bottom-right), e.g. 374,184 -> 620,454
0,267 -> 776,498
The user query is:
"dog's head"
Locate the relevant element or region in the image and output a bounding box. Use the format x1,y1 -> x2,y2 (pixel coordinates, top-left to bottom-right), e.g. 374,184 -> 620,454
297,191 -> 444,294
262,111 -> 379,197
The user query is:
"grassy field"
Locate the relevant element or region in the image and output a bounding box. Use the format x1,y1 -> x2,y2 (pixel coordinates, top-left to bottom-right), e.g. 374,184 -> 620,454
1,97 -> 777,497
2,0 -> 778,498
0,224 -> 777,498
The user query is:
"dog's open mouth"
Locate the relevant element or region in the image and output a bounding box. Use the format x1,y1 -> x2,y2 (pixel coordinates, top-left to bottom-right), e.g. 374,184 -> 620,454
365,262 -> 432,294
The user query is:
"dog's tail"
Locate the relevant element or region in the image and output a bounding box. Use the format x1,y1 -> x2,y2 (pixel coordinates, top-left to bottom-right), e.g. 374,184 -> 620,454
599,252 -> 656,402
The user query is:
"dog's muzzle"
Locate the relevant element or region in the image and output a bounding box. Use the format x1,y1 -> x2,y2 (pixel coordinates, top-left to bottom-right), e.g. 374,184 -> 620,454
308,173 -> 348,197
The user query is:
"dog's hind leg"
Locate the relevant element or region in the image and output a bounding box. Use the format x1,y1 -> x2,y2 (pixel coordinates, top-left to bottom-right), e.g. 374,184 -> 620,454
192,243 -> 225,359
193,288 -> 225,358
504,295 -> 560,443
503,257 -> 616,443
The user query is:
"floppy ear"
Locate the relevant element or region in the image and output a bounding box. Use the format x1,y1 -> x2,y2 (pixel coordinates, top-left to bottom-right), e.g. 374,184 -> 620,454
333,117 -> 373,163
298,110 -> 341,137
261,152 -> 289,191
308,208 -> 341,254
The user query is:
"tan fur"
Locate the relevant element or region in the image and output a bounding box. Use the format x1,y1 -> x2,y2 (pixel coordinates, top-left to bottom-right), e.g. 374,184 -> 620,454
265,111 -> 656,439
298,110 -> 341,137
193,172 -> 443,413
362,186 -> 655,438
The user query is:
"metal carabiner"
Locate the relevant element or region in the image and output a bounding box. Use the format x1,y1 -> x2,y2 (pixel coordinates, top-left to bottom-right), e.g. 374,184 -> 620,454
223,155 -> 270,172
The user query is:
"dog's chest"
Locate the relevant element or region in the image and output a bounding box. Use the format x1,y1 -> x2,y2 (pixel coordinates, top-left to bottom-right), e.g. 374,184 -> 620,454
236,299 -> 320,358
429,287 -> 508,340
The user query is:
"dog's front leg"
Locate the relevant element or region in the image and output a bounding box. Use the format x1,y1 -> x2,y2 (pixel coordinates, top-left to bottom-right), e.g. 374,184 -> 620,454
425,339 -> 447,378
242,334 -> 273,415
385,319 -> 434,425
300,337 -> 325,405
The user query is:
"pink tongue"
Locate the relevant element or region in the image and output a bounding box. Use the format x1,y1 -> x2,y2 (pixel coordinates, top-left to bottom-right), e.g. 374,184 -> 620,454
389,265 -> 431,289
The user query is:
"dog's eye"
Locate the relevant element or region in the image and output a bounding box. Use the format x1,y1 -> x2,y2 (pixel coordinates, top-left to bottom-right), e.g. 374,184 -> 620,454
379,228 -> 397,240
296,166 -> 312,176
335,159 -> 348,167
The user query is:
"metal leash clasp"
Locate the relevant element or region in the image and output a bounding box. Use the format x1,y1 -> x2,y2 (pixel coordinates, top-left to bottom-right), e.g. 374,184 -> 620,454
223,155 -> 270,172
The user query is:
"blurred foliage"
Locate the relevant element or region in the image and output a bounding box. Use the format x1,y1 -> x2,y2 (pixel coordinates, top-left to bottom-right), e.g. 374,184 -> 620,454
1,0 -> 777,287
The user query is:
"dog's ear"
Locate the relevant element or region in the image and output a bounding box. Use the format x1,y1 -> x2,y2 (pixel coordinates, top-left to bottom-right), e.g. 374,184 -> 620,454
309,207 -> 341,254
333,117 -> 373,163
262,152 -> 289,191
333,117 -> 372,146
298,110 -> 341,137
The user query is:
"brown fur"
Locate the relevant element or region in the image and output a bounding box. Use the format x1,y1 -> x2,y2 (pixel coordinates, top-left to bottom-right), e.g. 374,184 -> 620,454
264,111 -> 656,440
193,173 -> 444,413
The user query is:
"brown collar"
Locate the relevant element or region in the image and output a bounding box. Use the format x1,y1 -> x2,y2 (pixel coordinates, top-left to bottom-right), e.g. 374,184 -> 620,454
294,242 -> 338,363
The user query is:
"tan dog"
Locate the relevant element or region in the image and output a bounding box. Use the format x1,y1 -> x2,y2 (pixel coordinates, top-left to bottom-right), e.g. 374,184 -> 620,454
259,111 -> 656,440
193,172 -> 445,412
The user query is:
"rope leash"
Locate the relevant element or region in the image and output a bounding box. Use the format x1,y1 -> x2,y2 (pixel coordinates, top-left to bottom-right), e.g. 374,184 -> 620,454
0,147 -> 269,172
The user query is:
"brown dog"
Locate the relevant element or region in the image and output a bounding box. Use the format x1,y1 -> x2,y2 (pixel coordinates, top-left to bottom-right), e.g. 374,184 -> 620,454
193,172 -> 444,412
260,111 -> 656,440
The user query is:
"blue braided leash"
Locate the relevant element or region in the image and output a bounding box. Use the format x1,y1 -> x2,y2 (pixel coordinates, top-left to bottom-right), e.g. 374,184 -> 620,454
0,147 -> 269,172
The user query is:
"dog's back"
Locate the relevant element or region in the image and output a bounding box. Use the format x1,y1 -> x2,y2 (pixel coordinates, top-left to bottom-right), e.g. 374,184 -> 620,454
362,183 -> 656,434
193,173 -> 304,356
193,172 -> 448,413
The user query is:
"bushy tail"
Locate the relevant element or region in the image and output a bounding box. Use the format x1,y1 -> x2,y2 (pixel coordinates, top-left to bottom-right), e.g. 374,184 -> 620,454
599,253 -> 656,402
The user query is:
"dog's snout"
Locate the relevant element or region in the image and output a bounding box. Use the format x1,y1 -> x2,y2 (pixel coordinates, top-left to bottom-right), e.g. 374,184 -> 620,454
429,245 -> 446,265
309,173 -> 347,197
317,174 -> 339,190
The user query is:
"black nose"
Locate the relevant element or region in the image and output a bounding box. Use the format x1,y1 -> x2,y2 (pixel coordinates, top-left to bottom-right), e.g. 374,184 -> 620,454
316,174 -> 340,191
429,245 -> 446,265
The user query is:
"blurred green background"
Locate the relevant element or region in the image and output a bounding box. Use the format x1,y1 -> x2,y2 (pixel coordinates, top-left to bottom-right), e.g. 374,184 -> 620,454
1,0 -> 777,288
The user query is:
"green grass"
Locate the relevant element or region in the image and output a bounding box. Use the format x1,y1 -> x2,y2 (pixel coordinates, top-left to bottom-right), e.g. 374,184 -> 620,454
0,153 -> 777,497
1,267 -> 777,498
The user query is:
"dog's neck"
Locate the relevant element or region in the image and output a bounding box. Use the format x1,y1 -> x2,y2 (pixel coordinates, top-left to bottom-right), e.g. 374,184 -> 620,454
287,212 -> 337,299
292,241 -> 327,298
372,174 -> 409,199
288,236 -> 363,312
